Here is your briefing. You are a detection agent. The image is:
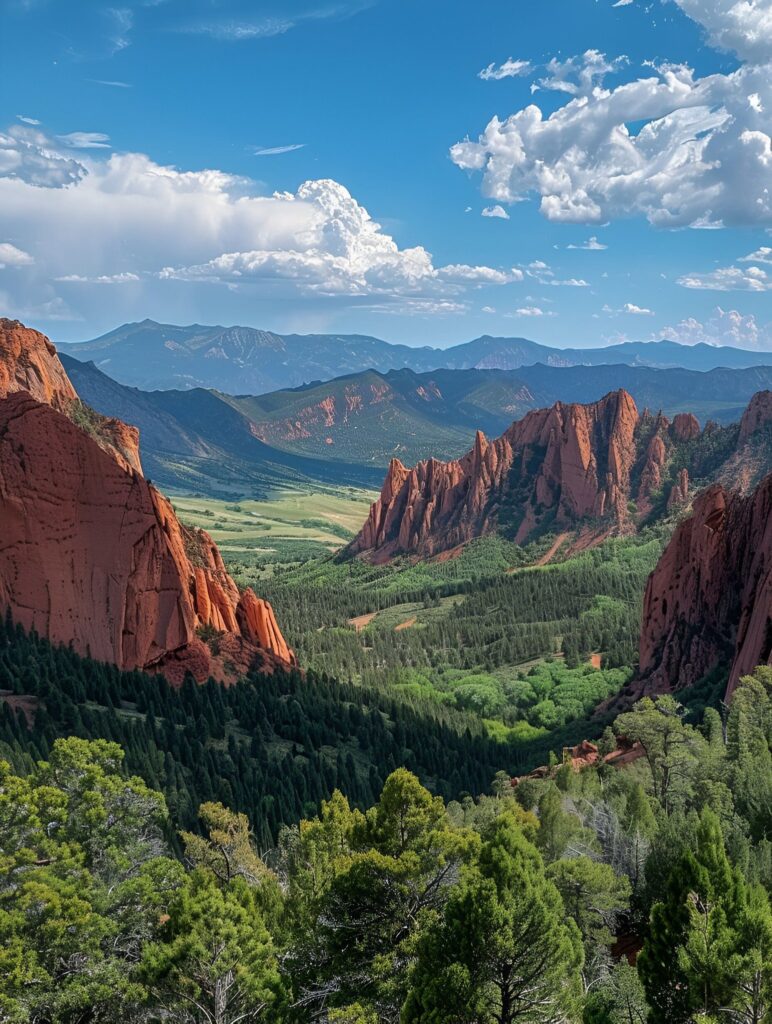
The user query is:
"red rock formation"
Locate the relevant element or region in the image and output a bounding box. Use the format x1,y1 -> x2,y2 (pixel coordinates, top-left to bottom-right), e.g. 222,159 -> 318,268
667,468 -> 689,510
638,474 -> 771,700
0,320 -> 293,682
671,412 -> 701,441
0,317 -> 78,411
0,319 -> 142,474
351,390 -> 640,559
739,389 -> 772,443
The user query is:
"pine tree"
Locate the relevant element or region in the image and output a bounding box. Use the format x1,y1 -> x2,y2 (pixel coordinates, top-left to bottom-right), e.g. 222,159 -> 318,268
403,810 -> 583,1024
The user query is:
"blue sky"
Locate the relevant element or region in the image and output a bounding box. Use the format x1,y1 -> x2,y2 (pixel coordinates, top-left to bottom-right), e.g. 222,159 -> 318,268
0,0 -> 770,348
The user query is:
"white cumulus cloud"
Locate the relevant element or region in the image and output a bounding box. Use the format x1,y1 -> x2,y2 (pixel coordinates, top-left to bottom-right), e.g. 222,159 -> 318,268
0,125 -> 524,323
509,305 -> 556,317
622,302 -> 654,315
159,179 -> 522,298
452,3 -> 772,231
678,264 -> 771,291
0,124 -> 86,188
739,245 -> 772,264
660,306 -> 772,349
674,0 -> 772,63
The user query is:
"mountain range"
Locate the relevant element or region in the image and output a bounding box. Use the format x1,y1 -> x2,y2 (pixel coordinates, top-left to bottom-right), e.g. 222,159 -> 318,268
63,352 -> 772,496
60,353 -> 386,496
60,319 -> 772,395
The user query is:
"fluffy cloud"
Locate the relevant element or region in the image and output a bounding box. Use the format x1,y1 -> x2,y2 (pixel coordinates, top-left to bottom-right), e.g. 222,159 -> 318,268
0,243 -> 34,269
452,8 -> 772,229
0,125 -> 86,188
159,179 -> 523,297
660,306 -> 772,349
602,301 -> 655,315
482,205 -> 510,219
674,0 -> 772,63
479,58 -> 532,81
678,264 -> 771,291
0,126 -> 523,321
622,302 -> 654,314
739,245 -> 772,264
510,305 -> 555,317
535,50 -> 628,97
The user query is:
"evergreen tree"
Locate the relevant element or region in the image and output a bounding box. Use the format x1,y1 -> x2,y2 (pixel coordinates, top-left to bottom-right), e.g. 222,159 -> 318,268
403,810 -> 583,1023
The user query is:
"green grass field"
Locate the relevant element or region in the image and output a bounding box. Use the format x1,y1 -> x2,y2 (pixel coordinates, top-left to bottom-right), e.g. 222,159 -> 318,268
171,487 -> 377,579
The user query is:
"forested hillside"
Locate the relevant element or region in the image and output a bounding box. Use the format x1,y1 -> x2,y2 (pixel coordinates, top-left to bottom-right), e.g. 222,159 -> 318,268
2,666 -> 770,1023
0,615 -> 560,845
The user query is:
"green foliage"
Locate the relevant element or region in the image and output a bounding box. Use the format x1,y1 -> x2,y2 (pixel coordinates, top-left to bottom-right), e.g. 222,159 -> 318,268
402,810 -> 584,1023
0,616 -> 553,847
261,534 -> 663,695
140,868 -> 283,1023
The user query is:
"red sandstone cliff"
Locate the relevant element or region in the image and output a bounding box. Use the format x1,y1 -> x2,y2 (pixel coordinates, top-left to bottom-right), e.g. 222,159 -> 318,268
0,319 -> 143,475
351,390 -> 645,559
638,474 -> 771,699
739,390 -> 772,443
0,319 -> 293,682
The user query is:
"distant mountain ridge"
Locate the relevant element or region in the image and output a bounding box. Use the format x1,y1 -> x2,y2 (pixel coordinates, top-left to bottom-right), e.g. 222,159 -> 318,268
60,354 -> 386,496
223,362 -> 772,467
63,354 -> 772,498
60,318 -> 772,395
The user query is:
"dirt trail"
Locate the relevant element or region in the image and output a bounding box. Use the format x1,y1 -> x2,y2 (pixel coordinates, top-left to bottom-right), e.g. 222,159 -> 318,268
348,612 -> 377,632
507,532 -> 570,574
394,616 -> 417,631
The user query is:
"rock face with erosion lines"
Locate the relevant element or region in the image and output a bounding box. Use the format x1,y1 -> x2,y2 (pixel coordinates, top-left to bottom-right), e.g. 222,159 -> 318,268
638,474 -> 771,700
0,319 -> 293,683
350,388 -> 772,563
351,390 -> 642,559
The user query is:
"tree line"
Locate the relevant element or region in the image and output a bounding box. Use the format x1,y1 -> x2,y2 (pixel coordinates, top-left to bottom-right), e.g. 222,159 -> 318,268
1,664 -> 771,1023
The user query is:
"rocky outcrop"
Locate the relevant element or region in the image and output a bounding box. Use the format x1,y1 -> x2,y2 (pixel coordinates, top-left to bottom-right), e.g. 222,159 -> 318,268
638,474 -> 771,699
0,319 -> 142,474
0,320 -> 293,682
667,469 -> 689,510
351,390 -> 642,559
671,412 -> 701,442
739,389 -> 772,443
0,318 -> 78,411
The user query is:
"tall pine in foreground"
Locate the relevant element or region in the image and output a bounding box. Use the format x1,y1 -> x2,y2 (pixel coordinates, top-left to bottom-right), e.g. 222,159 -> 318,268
639,808 -> 749,1023
402,810 -> 583,1024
